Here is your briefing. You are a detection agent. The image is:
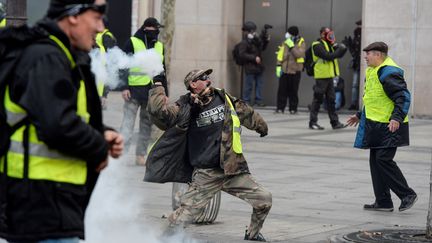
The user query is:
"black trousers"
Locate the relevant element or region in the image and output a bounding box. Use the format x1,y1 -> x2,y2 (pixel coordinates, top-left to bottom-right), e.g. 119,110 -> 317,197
369,147 -> 415,206
309,78 -> 339,125
276,72 -> 301,112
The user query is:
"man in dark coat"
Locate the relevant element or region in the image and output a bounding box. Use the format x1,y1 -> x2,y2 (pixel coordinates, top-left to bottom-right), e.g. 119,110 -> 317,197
347,41 -> 417,212
0,0 -> 123,242
237,21 -> 269,106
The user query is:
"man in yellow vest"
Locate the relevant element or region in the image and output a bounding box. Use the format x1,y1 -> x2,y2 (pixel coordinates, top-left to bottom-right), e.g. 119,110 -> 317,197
309,27 -> 347,130
95,17 -> 117,109
120,17 -> 167,166
347,42 -> 417,212
146,69 -> 271,241
275,26 -> 306,114
0,0 -> 123,242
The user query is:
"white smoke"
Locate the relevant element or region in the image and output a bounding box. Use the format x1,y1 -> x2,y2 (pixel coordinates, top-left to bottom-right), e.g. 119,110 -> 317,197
83,157 -> 198,243
89,46 -> 164,89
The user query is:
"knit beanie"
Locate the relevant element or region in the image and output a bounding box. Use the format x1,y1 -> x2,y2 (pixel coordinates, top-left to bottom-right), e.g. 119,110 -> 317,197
287,26 -> 299,36
47,0 -> 96,19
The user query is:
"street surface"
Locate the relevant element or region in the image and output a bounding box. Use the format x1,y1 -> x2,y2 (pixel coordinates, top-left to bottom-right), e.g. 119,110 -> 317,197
2,92 -> 431,243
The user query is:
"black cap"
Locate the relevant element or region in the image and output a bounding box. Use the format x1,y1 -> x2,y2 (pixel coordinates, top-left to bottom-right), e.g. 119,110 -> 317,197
242,21 -> 257,32
287,26 -> 299,36
355,20 -> 362,25
143,17 -> 164,28
363,41 -> 388,54
47,0 -> 95,19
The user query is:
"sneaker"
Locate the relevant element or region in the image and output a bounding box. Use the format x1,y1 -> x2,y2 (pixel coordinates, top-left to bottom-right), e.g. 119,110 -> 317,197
135,155 -> 146,166
274,109 -> 284,114
289,110 -> 297,115
255,102 -> 266,107
332,122 -> 348,129
363,202 -> 394,212
399,194 -> 417,212
309,122 -> 324,130
244,232 -> 266,242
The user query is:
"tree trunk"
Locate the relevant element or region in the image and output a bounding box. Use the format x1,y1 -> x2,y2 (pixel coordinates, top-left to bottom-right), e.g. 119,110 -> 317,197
426,151 -> 432,238
6,0 -> 27,27
159,0 -> 176,79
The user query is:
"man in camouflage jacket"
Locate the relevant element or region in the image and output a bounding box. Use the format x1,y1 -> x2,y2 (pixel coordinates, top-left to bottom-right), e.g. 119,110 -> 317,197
147,69 -> 271,241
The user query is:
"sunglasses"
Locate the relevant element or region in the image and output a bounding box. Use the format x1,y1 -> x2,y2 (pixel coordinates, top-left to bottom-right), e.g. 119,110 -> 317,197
59,3 -> 108,19
192,74 -> 209,82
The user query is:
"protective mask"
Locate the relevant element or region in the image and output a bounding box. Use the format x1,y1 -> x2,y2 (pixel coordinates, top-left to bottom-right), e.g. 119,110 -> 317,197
144,29 -> 160,41
285,32 -> 292,39
247,33 -> 254,40
325,31 -> 336,44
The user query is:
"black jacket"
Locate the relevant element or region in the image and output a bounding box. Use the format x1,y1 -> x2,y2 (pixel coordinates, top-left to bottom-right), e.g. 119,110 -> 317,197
237,35 -> 268,75
0,18 -> 109,241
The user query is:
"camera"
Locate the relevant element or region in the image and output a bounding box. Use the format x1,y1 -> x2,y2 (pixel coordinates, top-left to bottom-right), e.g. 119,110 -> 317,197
264,24 -> 273,30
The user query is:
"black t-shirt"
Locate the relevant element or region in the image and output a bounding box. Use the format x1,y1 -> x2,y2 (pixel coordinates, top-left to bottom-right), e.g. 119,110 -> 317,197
188,94 -> 225,168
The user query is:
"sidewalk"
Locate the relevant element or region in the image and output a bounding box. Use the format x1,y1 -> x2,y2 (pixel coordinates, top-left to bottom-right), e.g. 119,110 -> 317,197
2,92 -> 431,243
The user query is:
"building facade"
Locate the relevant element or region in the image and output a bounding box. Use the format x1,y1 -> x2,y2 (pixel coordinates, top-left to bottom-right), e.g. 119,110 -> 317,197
133,0 -> 431,118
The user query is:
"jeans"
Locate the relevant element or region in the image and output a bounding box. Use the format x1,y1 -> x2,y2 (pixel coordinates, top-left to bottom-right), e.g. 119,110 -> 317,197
243,73 -> 264,104
119,98 -> 152,156
9,237 -> 80,243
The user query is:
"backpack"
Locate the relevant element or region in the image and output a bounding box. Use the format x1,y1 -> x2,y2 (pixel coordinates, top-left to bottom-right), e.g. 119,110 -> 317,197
232,41 -> 245,65
0,25 -> 48,158
303,45 -> 315,77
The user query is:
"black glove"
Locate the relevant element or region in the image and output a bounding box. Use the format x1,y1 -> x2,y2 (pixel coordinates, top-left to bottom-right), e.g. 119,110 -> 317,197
259,131 -> 267,137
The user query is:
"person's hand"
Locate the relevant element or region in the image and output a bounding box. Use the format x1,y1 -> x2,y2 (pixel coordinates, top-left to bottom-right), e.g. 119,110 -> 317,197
276,65 -> 282,78
346,114 -> 360,127
388,119 -> 400,133
104,130 -> 124,158
255,56 -> 261,64
95,159 -> 108,172
122,89 -> 131,101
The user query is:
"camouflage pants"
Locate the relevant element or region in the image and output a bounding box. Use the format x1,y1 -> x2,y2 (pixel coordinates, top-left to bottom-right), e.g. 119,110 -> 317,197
119,99 -> 152,156
168,168 -> 272,238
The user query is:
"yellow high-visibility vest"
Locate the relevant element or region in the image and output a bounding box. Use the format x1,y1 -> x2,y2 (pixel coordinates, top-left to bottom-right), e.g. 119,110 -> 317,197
363,57 -> 409,123
311,40 -> 340,79
276,37 -> 305,64
128,37 -> 164,86
0,35 -> 90,185
95,29 -> 114,97
224,94 -> 243,154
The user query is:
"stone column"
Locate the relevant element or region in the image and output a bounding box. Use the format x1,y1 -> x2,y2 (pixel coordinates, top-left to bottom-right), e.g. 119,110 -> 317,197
167,0 -> 244,99
362,0 -> 432,117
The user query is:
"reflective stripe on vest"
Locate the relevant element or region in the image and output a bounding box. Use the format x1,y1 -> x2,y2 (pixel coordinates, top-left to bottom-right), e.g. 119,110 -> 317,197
224,94 -> 243,154
0,35 -> 89,185
312,40 -> 339,79
128,37 -> 163,86
363,57 -> 409,123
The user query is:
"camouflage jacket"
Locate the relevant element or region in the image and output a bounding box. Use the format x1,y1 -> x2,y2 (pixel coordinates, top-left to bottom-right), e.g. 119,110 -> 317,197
147,86 -> 268,179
